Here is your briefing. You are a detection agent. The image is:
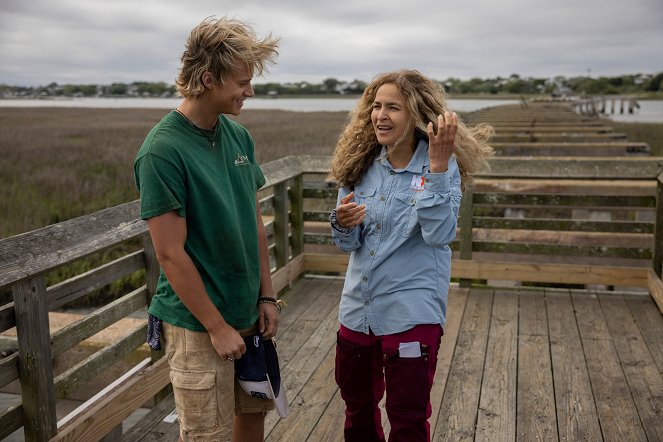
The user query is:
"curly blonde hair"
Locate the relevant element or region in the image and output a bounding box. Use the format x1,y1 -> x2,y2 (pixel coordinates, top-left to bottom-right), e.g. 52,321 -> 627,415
329,70 -> 494,190
176,16 -> 279,97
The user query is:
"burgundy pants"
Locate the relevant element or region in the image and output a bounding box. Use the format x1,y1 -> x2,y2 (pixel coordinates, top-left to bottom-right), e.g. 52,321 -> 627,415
335,324 -> 443,442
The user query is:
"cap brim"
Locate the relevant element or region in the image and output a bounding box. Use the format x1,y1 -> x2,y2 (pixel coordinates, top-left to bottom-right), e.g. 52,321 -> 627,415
267,373 -> 289,418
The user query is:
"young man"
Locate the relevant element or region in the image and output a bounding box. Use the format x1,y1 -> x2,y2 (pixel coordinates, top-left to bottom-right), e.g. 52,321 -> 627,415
134,17 -> 280,441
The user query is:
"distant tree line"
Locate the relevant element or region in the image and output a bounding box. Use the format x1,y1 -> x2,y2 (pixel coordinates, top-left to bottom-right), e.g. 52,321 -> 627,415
1,72 -> 661,98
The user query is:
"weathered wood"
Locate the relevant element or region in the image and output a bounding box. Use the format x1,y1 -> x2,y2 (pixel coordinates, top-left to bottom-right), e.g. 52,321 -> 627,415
474,193 -> 655,208
546,290 -> 602,441
492,126 -> 613,132
264,278 -> 342,435
451,259 -> 649,287
458,185 -> 474,260
0,402 -> 22,440
271,254 -> 304,294
472,240 -> 651,260
484,157 -> 663,180
273,181 -> 289,269
0,352 -> 18,389
474,217 -> 653,234
654,172 -> 663,277
648,269 -> 663,314
51,286 -> 148,357
599,294 -> 663,441
434,288 -> 493,442
260,155 -> 303,187
289,175 -> 305,257
572,292 -> 648,441
13,276 -> 57,441
266,346 -> 337,441
0,200 -> 145,290
516,291 -> 558,441
303,253 -> 650,287
52,357 -> 170,442
430,287 -> 470,433
120,392 -> 178,442
53,323 -> 147,400
475,290 -> 518,442
298,155 -> 663,180
47,250 -> 145,310
474,178 -> 655,196
0,301 -> 15,336
627,293 -> 663,374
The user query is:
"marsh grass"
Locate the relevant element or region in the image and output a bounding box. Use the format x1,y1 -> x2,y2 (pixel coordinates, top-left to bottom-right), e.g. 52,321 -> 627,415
0,107 -> 349,238
603,119 -> 663,156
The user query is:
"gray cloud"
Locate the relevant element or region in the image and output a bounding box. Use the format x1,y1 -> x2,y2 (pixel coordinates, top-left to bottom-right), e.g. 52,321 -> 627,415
1,0 -> 661,86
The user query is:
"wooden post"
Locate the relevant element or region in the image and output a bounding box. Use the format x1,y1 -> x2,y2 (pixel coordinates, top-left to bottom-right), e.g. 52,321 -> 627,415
654,172 -> 663,278
457,185 -> 475,287
273,181 -> 289,270
289,175 -> 304,259
13,276 -> 57,441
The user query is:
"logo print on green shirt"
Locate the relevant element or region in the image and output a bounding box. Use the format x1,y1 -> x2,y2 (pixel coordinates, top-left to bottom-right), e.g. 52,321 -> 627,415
234,154 -> 249,166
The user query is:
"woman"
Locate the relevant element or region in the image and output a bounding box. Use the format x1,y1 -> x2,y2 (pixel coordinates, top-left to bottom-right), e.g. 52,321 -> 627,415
329,70 -> 493,442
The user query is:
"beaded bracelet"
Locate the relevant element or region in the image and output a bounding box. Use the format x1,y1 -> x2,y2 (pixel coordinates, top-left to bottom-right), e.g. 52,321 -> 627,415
257,296 -> 287,313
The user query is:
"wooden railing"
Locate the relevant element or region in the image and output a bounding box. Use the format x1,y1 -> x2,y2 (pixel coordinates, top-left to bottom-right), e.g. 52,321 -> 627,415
1,154 -> 662,440
573,95 -> 640,116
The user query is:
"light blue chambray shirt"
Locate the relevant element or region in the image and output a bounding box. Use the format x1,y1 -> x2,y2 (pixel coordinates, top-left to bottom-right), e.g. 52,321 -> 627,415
331,138 -> 462,336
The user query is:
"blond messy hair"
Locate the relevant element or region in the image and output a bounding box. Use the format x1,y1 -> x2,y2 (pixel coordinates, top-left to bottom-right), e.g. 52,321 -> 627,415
176,16 -> 279,97
329,70 -> 494,190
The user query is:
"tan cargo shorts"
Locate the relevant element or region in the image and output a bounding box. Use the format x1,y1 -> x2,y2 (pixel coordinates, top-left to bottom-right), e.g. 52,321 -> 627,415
162,322 -> 274,441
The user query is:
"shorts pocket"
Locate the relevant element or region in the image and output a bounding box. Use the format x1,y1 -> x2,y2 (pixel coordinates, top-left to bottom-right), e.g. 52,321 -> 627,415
170,368 -> 218,433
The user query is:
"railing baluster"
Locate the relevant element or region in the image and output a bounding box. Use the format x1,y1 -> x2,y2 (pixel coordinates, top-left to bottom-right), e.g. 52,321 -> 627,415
273,181 -> 289,270
13,276 -> 57,441
654,172 -> 663,278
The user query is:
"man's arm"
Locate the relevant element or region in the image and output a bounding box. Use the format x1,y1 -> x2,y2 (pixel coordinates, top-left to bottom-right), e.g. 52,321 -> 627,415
256,198 -> 279,339
147,210 -> 246,359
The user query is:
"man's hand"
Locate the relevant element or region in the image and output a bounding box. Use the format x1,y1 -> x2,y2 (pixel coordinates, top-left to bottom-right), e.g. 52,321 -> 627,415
258,302 -> 279,339
208,321 -> 246,361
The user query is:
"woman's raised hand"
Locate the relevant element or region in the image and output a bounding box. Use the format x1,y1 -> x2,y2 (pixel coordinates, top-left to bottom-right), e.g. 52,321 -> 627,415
427,111 -> 458,173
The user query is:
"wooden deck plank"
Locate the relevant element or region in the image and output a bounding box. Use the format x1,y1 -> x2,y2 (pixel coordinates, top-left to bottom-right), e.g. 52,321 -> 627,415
545,290 -> 603,441
433,287 -> 494,442
475,290 -> 518,442
628,296 -> 663,375
429,287 -> 470,436
516,290 -> 558,441
264,278 -> 343,435
122,278 -> 662,442
572,292 -> 648,441
598,294 -> 663,441
265,346 -> 337,441
307,390 -> 345,442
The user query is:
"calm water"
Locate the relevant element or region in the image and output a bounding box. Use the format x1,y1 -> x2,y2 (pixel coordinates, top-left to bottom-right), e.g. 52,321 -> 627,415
1,97 -> 661,122
0,96 -> 517,113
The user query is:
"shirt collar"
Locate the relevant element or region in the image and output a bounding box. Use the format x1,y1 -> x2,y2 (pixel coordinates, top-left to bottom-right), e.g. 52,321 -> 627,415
377,138 -> 430,174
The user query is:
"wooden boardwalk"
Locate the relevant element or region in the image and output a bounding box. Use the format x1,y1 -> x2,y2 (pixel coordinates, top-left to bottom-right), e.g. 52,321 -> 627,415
124,275 -> 663,442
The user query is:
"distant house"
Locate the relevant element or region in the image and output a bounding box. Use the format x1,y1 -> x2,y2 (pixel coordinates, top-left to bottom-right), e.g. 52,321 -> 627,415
551,86 -> 576,99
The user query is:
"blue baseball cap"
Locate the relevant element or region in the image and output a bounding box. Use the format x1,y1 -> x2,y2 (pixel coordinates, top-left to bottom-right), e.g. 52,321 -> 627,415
235,334 -> 289,418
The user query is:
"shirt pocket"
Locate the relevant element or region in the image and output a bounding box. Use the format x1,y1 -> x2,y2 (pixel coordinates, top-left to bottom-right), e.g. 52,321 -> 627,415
354,186 -> 378,224
393,192 -> 419,237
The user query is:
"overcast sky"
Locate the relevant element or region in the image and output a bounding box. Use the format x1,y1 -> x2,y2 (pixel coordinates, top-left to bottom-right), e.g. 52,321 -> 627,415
1,0 -> 662,87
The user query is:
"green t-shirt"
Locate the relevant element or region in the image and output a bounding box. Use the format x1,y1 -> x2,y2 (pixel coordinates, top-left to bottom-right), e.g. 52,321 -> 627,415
134,111 -> 266,331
